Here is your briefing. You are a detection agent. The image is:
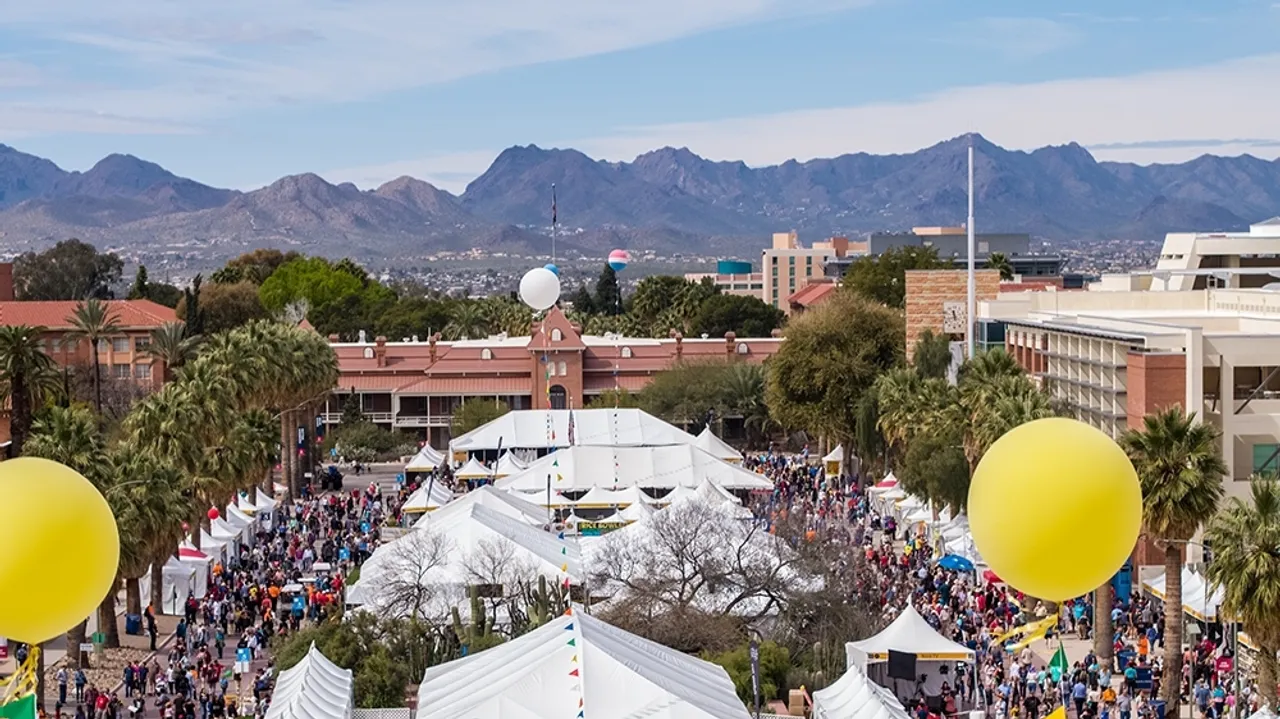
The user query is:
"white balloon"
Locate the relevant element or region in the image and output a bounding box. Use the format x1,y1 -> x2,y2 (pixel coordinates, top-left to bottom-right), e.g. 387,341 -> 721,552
519,267 -> 561,310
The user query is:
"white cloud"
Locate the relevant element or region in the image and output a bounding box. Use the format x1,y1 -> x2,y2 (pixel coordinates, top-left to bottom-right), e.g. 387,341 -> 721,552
951,18 -> 1081,58
330,53 -> 1280,192
0,0 -> 871,133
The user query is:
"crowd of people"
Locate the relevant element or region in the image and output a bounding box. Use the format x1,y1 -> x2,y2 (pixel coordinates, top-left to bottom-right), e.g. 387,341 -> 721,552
42,484 -> 384,719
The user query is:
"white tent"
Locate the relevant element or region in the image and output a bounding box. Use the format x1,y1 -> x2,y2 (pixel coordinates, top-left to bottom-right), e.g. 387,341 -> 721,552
416,612 -> 750,719
455,456 -> 495,480
265,642 -> 354,719
140,557 -> 201,615
1143,567 -> 1226,621
211,516 -> 246,549
618,501 -> 656,523
224,504 -> 258,539
450,408 -> 698,452
237,492 -> 277,529
508,489 -> 578,509
497,451 -> 528,473
574,486 -> 653,509
401,482 -> 455,514
496,445 -> 771,493
869,472 -> 899,495
824,444 -> 844,463
695,427 -> 743,463
813,663 -> 912,719
406,444 -> 446,473
847,605 -> 974,663
412,486 -> 548,529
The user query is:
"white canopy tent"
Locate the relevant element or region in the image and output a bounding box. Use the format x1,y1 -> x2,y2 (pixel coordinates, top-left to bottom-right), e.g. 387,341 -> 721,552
211,517 -> 246,551
846,605 -> 975,699
454,456 -> 495,480
140,557 -> 201,615
412,486 -> 548,529
618,500 -> 656,523
869,472 -> 899,495
224,504 -> 258,545
405,444 -> 446,473
574,486 -> 654,509
508,489 -> 578,509
495,445 -> 772,493
496,451 -> 528,474
416,612 -> 750,719
265,642 -> 354,719
237,492 -> 277,529
401,482 -> 455,514
450,408 -> 698,453
694,427 -> 743,463
814,663 -> 912,719
1143,567 -> 1226,621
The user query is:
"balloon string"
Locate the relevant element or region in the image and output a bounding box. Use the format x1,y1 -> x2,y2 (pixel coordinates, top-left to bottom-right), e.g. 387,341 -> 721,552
0,647 -> 40,704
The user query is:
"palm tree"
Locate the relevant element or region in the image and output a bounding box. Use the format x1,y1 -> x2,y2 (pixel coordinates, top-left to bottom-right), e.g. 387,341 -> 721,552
141,321 -> 201,381
1204,478 -> 1280,709
1121,407 -> 1226,715
985,252 -> 1014,281
874,367 -> 924,458
0,325 -> 60,455
913,329 -> 953,379
443,303 -> 491,340
67,298 -> 122,414
25,405 -> 113,657
104,445 -> 185,619
722,362 -> 774,447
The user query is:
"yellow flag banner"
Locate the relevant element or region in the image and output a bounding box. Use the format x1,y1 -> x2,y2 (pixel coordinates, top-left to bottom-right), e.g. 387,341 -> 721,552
1006,620 -> 1056,653
0,647 -> 39,719
1043,706 -> 1067,719
992,615 -> 1057,647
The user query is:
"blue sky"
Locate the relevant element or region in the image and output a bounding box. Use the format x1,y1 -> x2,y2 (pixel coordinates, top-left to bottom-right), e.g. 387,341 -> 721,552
2,0 -> 1279,193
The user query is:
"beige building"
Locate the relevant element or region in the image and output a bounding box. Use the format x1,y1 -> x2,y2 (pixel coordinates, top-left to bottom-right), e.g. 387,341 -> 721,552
1148,217 -> 1280,291
761,232 -> 849,311
682,271 -> 764,298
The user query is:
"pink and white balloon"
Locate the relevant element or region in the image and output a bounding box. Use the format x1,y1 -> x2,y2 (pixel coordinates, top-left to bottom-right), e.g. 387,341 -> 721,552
519,267 -> 561,310
607,249 -> 630,272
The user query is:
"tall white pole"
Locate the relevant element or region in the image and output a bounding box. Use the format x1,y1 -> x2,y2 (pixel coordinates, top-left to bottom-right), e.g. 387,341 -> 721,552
966,141 -> 976,360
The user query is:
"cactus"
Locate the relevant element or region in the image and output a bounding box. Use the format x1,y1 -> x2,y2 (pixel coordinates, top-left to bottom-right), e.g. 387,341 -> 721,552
450,585 -> 498,654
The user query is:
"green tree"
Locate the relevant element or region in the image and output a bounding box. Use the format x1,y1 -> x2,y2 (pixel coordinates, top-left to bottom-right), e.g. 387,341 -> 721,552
1120,407 -> 1226,714
693,294 -> 784,338
986,252 -> 1015,281
595,266 -> 622,315
127,265 -> 150,300
178,280 -> 269,333
723,362 -> 775,447
854,385 -> 885,475
451,398 -> 511,436
570,284 -> 597,314
26,404 -> 112,656
640,360 -> 734,426
703,641 -> 791,705
1204,478 -> 1280,708
127,265 -> 183,307
766,292 -> 904,450
842,246 -> 946,309
340,393 -> 365,426
259,257 -> 365,313
443,303 -> 491,340
13,239 -> 124,300
105,444 -> 185,619
67,298 -> 122,415
309,283 -> 399,339
913,329 -> 952,379
212,249 -> 302,286
375,298 -> 453,341
141,322 -> 201,382
181,274 -> 206,336
900,425 -> 969,514
0,325 -> 60,455
588,388 -> 641,409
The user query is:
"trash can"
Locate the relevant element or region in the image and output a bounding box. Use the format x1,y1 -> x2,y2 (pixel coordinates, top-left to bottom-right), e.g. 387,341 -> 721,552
1151,699 -> 1166,719
125,613 -> 142,636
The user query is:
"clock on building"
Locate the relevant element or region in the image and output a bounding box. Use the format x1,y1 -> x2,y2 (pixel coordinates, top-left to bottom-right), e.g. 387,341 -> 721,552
942,301 -> 967,334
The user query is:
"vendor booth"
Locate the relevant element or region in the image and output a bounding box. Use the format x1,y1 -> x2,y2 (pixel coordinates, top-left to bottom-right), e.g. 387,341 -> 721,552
846,605 -> 975,707
695,426 -> 744,463
814,662 -> 912,719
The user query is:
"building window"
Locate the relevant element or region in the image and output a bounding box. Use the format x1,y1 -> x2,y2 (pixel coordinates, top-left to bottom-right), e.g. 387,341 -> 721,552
1253,444 -> 1280,475
134,363 -> 151,380
621,347 -> 632,359
113,364 -> 130,379
551,328 -> 563,342
112,337 -> 129,353
736,343 -> 749,355
97,339 -> 109,353
134,337 -> 151,352
788,256 -> 795,265
363,347 -> 375,359
481,348 -> 493,360
558,361 -> 567,377
51,338 -> 63,352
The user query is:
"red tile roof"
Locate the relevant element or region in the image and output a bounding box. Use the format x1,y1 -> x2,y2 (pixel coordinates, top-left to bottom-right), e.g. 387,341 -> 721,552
787,281 -> 837,308
0,299 -> 177,330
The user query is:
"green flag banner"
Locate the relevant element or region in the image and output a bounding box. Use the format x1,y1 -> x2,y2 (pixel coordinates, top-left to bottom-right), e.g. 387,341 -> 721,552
1049,645 -> 1069,682
0,694 -> 36,719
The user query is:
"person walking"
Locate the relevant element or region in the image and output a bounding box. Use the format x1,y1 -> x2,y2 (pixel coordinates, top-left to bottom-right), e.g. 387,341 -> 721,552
56,667 -> 68,706
73,668 -> 87,704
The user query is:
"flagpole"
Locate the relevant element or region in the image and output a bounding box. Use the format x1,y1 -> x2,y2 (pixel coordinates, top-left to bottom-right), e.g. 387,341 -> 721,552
966,140 -> 976,360
551,183 -> 558,265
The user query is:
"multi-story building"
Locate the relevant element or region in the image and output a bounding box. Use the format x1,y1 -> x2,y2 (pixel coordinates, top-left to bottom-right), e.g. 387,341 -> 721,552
1145,217 -> 1280,291
761,232 -> 849,312
683,261 -> 764,298
0,262 -> 178,446
323,307 -> 783,448
825,226 -> 1066,280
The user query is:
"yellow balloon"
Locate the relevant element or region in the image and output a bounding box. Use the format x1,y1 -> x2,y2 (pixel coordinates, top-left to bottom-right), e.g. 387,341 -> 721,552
0,457 -> 120,644
968,417 -> 1141,601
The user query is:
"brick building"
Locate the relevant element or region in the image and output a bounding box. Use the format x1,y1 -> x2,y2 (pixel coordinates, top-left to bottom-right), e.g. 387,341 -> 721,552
903,269 -> 1001,360
0,262 -> 178,445
324,307 -> 783,448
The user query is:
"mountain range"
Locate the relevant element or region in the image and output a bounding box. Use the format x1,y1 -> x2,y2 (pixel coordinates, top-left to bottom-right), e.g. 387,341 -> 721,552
2,133 -> 1279,264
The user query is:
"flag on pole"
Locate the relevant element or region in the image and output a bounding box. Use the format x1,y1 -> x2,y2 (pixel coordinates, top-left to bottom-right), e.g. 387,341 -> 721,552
1048,645 -> 1069,682
567,410 -> 576,446
552,185 -> 558,225
0,695 -> 35,719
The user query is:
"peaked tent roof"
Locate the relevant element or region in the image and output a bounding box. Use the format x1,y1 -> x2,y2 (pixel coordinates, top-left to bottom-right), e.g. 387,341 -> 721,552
401,482 -> 455,513
416,612 -> 749,719
848,605 -> 974,661
813,663 -> 912,719
495,452 -> 526,477
495,444 -> 771,492
412,485 -> 546,529
406,444 -> 446,472
265,642 -> 353,719
574,485 -> 652,508
450,408 -> 698,452
824,444 -> 844,463
695,427 -> 743,462
454,456 -> 494,479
